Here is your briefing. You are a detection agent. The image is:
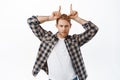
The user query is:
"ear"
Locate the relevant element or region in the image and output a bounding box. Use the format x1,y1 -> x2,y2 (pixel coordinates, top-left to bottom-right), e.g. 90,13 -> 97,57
56,24 -> 58,28
70,23 -> 72,28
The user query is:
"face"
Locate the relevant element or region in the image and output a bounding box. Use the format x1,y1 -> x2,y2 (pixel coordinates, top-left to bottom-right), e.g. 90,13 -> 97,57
56,19 -> 71,38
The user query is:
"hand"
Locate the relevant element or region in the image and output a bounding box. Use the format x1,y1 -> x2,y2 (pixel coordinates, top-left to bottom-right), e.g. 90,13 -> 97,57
69,4 -> 78,19
49,6 -> 61,20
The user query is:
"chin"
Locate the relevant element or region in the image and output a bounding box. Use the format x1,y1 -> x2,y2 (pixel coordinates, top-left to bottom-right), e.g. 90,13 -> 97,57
62,34 -> 68,37
59,32 -> 68,38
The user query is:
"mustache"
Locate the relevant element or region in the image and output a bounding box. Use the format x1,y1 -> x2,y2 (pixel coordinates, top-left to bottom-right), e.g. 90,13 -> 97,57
61,31 -> 67,33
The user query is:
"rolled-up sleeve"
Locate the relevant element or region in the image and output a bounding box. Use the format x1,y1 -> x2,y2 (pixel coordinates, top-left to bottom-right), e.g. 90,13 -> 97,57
27,16 -> 48,41
77,21 -> 99,46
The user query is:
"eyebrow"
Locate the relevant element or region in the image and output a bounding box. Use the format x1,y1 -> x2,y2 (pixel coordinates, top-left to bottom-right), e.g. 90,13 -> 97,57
59,24 -> 69,26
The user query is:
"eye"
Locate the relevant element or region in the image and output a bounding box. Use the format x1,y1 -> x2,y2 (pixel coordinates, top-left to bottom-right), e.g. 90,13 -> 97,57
65,25 -> 69,28
60,25 -> 63,27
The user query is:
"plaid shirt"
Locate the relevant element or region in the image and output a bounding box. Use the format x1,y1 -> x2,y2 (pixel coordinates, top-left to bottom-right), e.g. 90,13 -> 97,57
27,16 -> 98,80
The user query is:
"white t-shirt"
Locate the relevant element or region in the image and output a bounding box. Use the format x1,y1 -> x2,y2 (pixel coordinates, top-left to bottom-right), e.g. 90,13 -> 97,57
47,38 -> 76,80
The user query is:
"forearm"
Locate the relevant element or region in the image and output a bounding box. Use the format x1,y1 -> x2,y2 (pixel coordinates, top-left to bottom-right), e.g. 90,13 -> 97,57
36,16 -> 51,24
73,17 -> 88,25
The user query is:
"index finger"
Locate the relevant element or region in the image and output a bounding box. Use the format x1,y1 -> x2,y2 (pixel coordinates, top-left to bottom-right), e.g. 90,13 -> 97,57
58,6 -> 61,12
70,4 -> 72,11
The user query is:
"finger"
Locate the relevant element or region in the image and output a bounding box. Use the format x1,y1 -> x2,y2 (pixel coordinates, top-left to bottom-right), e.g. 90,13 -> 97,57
59,6 -> 61,12
70,4 -> 72,11
75,11 -> 78,15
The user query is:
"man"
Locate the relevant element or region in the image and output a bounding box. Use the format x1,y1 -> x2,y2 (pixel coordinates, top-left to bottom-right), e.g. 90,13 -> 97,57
27,4 -> 98,80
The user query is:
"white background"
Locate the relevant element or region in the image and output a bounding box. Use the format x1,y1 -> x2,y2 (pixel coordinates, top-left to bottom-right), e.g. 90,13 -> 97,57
0,0 -> 120,80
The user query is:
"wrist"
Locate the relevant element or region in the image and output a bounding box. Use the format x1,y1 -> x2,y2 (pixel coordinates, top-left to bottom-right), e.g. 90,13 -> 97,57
48,16 -> 54,21
72,16 -> 79,21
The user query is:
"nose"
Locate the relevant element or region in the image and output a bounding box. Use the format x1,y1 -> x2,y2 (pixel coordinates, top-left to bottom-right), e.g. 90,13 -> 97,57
62,26 -> 66,32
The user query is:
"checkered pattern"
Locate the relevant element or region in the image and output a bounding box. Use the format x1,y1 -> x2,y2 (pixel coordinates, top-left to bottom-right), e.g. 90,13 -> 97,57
27,16 -> 98,80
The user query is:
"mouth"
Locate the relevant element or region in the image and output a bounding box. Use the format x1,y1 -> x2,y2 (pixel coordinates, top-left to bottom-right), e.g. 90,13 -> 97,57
62,32 -> 67,33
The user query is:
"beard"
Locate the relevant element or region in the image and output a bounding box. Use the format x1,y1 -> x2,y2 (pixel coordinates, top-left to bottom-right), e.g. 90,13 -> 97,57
58,32 -> 68,38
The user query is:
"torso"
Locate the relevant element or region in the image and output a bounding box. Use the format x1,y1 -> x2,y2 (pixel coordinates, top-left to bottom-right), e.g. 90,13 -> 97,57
47,38 -> 76,80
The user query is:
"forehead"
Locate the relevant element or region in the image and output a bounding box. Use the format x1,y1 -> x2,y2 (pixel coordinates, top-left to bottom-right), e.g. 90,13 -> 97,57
58,19 -> 70,25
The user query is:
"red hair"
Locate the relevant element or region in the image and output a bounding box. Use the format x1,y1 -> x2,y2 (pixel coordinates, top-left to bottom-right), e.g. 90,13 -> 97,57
56,14 -> 71,24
